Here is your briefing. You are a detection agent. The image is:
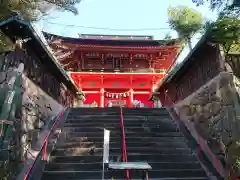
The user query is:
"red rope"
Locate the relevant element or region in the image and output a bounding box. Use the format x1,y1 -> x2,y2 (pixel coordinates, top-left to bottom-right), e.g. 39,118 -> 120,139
119,107 -> 130,180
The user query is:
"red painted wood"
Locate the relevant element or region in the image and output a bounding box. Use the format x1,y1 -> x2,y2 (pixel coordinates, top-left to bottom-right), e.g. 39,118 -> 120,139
65,42 -> 178,107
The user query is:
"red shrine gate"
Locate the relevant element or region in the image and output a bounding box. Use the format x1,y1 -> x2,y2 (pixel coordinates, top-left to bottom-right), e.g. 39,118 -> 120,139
44,33 -> 180,107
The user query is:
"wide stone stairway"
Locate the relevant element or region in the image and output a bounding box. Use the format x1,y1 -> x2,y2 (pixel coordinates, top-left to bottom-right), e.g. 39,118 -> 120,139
41,107 -> 210,179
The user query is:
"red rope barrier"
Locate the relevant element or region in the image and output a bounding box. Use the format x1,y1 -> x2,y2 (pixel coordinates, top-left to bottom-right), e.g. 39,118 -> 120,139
119,107 -> 130,180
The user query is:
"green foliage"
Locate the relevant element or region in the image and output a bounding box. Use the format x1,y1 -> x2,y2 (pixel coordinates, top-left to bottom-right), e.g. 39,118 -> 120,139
168,6 -> 204,39
209,16 -> 240,54
194,0 -> 231,10
0,0 -> 81,21
193,0 -> 240,17
167,6 -> 204,50
0,0 -> 81,52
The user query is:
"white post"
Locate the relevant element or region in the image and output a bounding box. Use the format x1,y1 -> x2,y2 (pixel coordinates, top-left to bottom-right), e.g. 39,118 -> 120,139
102,129 -> 110,180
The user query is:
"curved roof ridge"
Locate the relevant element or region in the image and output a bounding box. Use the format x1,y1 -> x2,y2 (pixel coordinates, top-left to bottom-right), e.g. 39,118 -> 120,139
43,31 -> 179,47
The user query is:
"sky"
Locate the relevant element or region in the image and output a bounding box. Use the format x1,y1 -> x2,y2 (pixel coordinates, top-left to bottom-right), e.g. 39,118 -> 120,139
35,0 -> 218,64
37,0 -> 218,40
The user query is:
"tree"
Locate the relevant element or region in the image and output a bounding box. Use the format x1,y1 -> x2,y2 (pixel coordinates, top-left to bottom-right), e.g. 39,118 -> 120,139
194,0 -> 231,10
209,16 -> 240,54
168,6 -> 204,50
163,32 -> 172,40
0,0 -> 81,52
193,0 -> 240,17
0,0 -> 81,20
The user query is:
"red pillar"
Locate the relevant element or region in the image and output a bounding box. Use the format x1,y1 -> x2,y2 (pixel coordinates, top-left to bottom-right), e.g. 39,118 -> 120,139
100,88 -> 104,107
129,89 -> 133,107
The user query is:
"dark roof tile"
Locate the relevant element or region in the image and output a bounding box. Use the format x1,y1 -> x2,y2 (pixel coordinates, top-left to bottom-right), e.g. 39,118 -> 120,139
43,32 -> 178,47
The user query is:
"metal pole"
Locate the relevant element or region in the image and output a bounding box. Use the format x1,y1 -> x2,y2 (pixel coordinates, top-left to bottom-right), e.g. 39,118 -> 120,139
102,162 -> 105,180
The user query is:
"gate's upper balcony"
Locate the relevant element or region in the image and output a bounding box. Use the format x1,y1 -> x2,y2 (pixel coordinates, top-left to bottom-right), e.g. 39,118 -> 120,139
43,32 -> 181,74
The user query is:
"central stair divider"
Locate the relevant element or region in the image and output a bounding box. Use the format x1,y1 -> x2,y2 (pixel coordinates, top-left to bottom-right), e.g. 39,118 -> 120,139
119,107 -> 130,180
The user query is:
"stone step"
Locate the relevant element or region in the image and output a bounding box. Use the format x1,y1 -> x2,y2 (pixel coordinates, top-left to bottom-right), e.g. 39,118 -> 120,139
66,115 -> 120,119
41,169 -> 207,179
64,136 -> 186,143
64,119 -> 174,125
62,126 -> 121,133
64,131 -> 122,138
63,126 -> 179,133
66,131 -> 183,138
42,176 -> 209,180
122,108 -> 169,113
52,147 -> 192,156
55,141 -> 189,149
44,161 -> 203,171
121,113 -> 170,116
66,114 -> 170,119
50,154 -> 198,164
69,111 -> 120,116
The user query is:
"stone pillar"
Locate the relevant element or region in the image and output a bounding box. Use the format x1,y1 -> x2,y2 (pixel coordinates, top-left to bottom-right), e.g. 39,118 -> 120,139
74,92 -> 85,107
153,97 -> 161,108
100,88 -> 104,108
152,92 -> 161,108
152,84 -> 156,92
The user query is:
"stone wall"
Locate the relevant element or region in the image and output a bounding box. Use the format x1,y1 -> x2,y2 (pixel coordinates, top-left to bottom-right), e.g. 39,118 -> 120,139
174,72 -> 240,175
0,49 -> 77,160
0,64 -> 67,179
21,74 -> 64,160
0,50 -> 76,107
0,49 -> 79,178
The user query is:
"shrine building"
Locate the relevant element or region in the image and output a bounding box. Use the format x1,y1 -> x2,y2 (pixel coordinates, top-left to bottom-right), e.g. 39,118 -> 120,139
44,33 -> 180,107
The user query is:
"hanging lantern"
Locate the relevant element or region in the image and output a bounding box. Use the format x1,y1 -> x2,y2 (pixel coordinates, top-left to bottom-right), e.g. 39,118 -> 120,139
116,94 -> 118,99
123,93 -> 126,98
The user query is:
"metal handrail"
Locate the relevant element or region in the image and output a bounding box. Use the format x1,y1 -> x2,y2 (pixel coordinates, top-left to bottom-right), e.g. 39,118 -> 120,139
119,107 -> 130,180
23,110 -> 65,180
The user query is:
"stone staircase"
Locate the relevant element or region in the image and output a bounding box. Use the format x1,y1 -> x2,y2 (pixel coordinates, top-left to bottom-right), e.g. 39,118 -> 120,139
41,107 -> 123,179
121,108 -> 209,179
41,107 -> 210,179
